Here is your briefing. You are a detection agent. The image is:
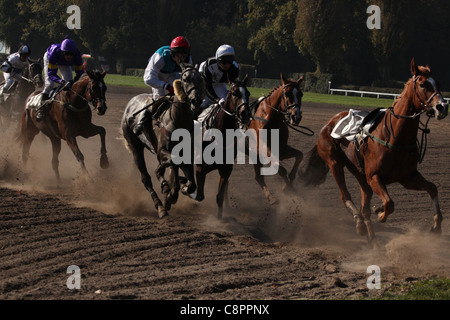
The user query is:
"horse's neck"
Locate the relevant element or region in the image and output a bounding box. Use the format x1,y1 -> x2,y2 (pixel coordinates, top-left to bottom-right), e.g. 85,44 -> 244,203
69,79 -> 89,104
383,82 -> 421,142
170,99 -> 192,128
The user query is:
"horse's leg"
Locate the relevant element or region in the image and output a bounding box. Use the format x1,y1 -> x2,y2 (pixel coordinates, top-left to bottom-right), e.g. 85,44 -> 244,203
21,111 -> 39,168
65,135 -> 88,174
253,162 -> 278,205
194,165 -> 209,202
216,165 -> 233,219
124,128 -> 166,218
179,163 -> 197,195
399,171 -> 442,234
155,149 -> 172,211
49,137 -> 62,184
166,164 -> 180,206
366,174 -> 395,224
80,124 -> 109,169
285,146 -> 303,185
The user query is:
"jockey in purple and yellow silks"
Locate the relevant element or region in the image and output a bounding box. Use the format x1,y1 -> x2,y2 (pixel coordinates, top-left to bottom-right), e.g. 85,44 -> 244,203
43,37 -> 84,97
36,37 -> 84,120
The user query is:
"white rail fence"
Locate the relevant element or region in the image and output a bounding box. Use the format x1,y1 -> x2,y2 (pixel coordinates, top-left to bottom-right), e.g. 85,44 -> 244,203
328,85 -> 450,104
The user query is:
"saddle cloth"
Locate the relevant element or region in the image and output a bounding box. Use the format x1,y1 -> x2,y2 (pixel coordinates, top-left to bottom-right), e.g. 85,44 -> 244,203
331,108 -> 386,141
197,103 -> 221,131
26,93 -> 43,110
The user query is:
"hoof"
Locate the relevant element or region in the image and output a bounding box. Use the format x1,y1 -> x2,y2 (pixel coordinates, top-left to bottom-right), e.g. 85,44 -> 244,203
100,155 -> 109,169
430,226 -> 442,235
158,207 -> 169,219
355,218 -> 368,236
377,212 -> 388,223
268,195 -> 279,205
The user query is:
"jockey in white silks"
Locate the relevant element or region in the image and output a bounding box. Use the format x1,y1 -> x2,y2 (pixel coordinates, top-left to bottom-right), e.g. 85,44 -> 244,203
198,44 -> 240,109
0,45 -> 32,102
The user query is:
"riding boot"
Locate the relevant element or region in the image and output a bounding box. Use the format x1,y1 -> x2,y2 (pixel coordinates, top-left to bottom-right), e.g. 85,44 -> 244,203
35,93 -> 49,121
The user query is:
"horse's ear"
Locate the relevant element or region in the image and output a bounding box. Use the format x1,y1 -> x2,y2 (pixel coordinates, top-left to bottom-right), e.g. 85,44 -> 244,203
101,70 -> 107,78
297,75 -> 304,84
86,70 -> 94,78
280,73 -> 287,84
411,58 -> 420,76
194,63 -> 199,70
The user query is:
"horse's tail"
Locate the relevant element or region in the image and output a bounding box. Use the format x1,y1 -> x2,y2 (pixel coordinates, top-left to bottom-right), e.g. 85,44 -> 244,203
298,144 -> 329,186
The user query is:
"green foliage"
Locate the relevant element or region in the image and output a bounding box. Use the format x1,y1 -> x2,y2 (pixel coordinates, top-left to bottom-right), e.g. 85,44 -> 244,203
377,277 -> 450,300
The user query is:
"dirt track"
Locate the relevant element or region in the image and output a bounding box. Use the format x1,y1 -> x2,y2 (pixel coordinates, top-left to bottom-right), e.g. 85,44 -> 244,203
1,85 -> 450,300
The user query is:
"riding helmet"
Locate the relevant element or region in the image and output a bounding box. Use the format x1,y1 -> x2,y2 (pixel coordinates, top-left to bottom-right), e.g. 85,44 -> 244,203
170,36 -> 191,55
216,44 -> 235,64
19,45 -> 31,56
61,36 -> 77,53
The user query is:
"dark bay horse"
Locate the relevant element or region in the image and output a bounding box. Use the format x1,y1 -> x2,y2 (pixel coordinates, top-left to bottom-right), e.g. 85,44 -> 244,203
299,59 -> 448,246
21,70 -> 109,182
193,76 -> 250,219
0,60 -> 43,129
121,63 -> 205,218
248,74 -> 304,204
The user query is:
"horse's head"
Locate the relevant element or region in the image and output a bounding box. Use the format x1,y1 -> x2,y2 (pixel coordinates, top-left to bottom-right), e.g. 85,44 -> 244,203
178,63 -> 205,111
280,74 -> 304,125
86,70 -> 108,115
410,58 -> 448,120
27,59 -> 44,88
225,75 -> 251,127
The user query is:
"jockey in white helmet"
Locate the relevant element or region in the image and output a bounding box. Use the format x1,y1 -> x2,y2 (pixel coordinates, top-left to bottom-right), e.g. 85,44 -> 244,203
198,44 -> 240,109
0,45 -> 32,101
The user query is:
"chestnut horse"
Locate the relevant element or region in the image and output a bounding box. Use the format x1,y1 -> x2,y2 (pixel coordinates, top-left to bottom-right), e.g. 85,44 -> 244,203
299,59 -> 448,246
248,74 -> 304,204
193,76 -> 250,219
21,70 -> 109,182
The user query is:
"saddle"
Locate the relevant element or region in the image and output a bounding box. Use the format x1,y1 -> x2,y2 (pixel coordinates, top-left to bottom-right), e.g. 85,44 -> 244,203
196,103 -> 221,132
331,108 -> 385,142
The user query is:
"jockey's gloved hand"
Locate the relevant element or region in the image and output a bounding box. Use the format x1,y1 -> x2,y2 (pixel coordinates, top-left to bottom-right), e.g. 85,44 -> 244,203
164,83 -> 175,95
218,98 -> 225,106
62,80 -> 73,90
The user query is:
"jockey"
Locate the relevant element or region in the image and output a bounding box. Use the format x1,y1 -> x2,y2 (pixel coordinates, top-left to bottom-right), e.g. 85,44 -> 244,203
135,36 -> 192,134
36,36 -> 84,120
0,45 -> 32,102
199,44 -> 239,109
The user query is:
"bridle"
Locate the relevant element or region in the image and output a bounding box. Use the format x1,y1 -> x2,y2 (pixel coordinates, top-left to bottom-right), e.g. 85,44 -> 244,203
221,82 -> 249,127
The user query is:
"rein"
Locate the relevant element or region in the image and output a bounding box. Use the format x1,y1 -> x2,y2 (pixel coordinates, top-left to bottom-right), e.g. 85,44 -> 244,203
364,77 -> 435,163
253,84 -> 314,136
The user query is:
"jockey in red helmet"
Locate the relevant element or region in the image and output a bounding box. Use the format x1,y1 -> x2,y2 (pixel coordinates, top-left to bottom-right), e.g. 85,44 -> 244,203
136,37 -> 193,135
143,36 -> 192,100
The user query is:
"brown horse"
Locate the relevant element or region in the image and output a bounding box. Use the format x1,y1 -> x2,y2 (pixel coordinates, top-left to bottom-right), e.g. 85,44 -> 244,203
21,70 -> 108,182
248,74 -> 304,204
299,59 -> 448,246
193,76 -> 250,219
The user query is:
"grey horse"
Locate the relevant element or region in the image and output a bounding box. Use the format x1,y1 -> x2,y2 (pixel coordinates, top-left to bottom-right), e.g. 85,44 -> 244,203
121,63 -> 205,218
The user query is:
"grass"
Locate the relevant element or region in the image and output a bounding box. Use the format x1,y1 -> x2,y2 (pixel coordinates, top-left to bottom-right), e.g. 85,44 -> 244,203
104,73 -> 396,109
376,277 -> 450,300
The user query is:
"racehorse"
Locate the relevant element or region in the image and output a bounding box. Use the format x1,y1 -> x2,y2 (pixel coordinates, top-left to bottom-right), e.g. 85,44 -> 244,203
299,59 -> 448,246
121,63 -> 205,218
193,76 -> 250,219
21,70 -> 108,182
0,59 -> 43,128
248,74 -> 304,205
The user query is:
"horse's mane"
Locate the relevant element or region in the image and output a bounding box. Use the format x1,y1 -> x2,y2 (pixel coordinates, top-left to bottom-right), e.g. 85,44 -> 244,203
393,64 -> 432,106
266,77 -> 297,98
